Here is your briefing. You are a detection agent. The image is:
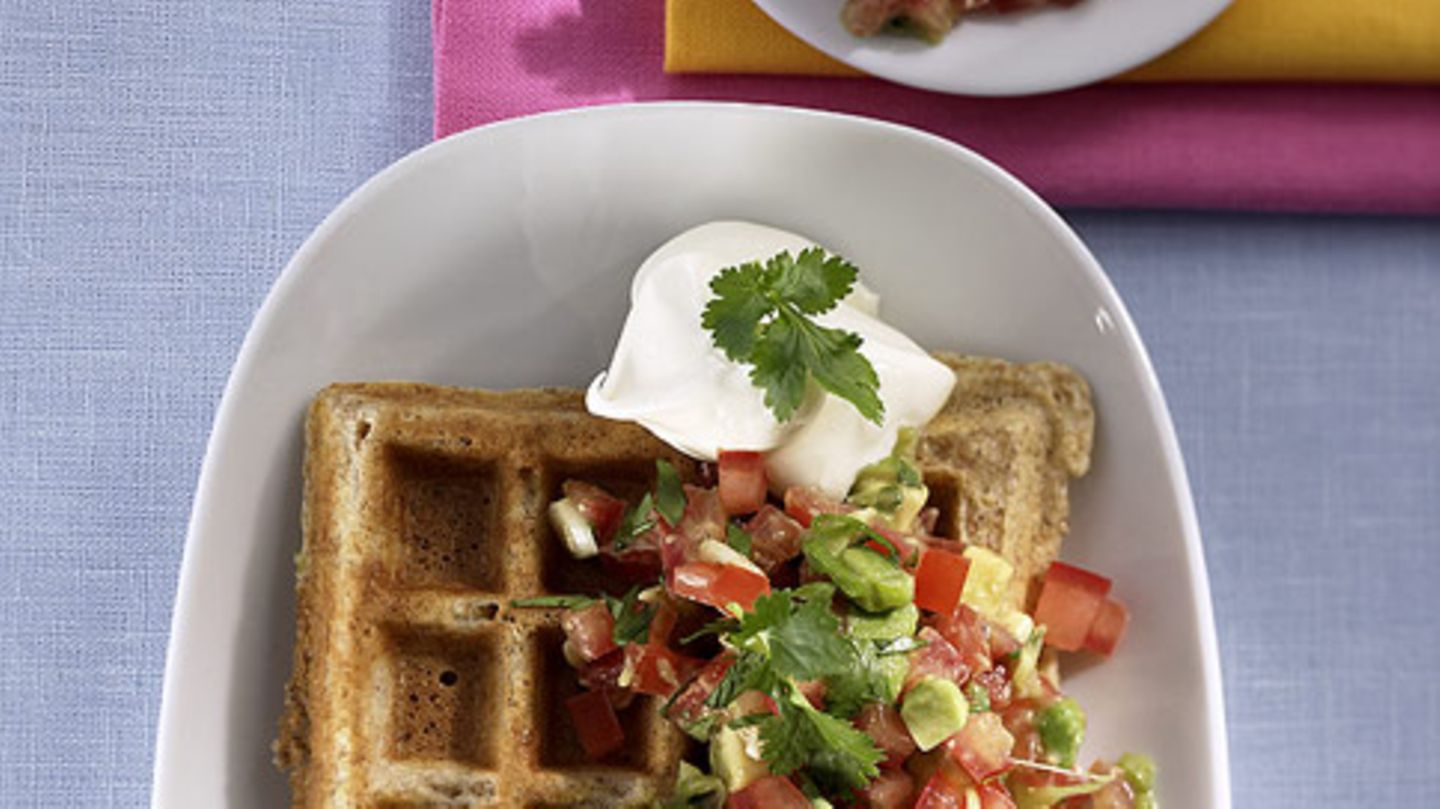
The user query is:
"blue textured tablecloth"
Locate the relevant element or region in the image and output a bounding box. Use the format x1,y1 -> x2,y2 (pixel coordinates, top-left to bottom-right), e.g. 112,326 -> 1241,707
1,1 -> 1436,806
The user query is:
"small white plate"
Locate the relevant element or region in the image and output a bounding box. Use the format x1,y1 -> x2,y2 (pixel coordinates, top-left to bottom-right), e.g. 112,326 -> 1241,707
151,103 -> 1229,807
754,0 -> 1231,95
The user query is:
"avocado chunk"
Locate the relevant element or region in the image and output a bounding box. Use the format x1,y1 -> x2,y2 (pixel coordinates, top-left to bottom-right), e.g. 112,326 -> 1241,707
1037,697 -> 1087,769
1118,752 -> 1159,809
838,547 -> 914,611
847,603 -> 919,641
802,518 -> 915,613
709,724 -> 768,794
900,677 -> 969,751
848,428 -> 928,533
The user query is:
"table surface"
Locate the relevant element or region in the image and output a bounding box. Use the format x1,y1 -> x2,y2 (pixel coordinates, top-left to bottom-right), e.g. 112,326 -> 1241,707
2,1 -> 1437,806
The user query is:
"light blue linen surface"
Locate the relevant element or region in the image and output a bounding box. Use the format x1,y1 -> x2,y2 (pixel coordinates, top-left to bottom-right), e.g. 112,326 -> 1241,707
1,1 -> 1436,806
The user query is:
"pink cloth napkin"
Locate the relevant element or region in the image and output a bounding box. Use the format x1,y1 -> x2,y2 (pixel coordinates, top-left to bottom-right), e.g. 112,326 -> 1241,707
433,1 -> 1440,214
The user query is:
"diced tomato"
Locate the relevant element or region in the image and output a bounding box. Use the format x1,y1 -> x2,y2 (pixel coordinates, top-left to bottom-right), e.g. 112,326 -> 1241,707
647,599 -> 678,646
906,627 -> 970,691
560,602 -> 618,663
624,643 -> 700,698
744,505 -> 806,574
577,647 -> 633,709
659,530 -> 698,573
865,526 -> 923,565
998,700 -> 1045,763
858,768 -> 916,808
931,606 -> 993,675
913,760 -> 970,809
562,480 -> 625,543
914,548 -> 971,615
972,666 -> 1013,711
726,775 -> 811,809
717,450 -> 768,515
1088,767 -> 1138,809
677,485 -> 727,540
1082,597 -> 1130,657
854,702 -> 917,768
975,781 -> 1019,809
949,713 -> 1015,782
668,561 -> 771,612
1033,562 -> 1112,652
666,653 -> 735,727
782,485 -> 847,527
565,689 -> 624,759
599,545 -> 663,584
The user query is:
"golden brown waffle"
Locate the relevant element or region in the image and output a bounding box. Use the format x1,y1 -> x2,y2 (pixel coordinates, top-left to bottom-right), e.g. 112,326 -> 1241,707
922,353 -> 1094,610
275,355 -> 1092,807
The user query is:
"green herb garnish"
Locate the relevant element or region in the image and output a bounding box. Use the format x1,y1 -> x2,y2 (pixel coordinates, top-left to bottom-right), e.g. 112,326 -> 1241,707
613,492 -> 656,551
702,248 -> 883,424
726,523 -> 753,556
655,459 -> 687,526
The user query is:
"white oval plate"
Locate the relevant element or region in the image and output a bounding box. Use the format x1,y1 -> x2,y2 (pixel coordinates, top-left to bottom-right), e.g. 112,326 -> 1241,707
754,0 -> 1230,95
151,103 -> 1229,807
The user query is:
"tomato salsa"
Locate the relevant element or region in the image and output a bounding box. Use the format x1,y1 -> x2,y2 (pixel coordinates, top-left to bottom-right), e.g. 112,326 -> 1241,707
517,438 -> 1157,809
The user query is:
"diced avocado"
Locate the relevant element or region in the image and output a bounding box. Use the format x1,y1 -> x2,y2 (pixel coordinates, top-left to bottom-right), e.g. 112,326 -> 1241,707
1119,753 -> 1159,809
848,428 -> 928,532
876,654 -> 910,704
847,603 -> 920,641
900,677 -> 970,751
709,724 -> 768,794
959,547 -> 1014,620
1037,697 -> 1087,769
838,547 -> 914,611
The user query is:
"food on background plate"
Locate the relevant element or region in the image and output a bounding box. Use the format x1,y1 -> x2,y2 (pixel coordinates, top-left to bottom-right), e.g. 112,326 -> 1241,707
842,0 -> 1084,43
275,222 -> 1156,807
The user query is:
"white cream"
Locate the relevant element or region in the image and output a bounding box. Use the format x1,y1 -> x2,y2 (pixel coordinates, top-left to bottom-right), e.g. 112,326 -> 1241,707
586,221 -> 956,498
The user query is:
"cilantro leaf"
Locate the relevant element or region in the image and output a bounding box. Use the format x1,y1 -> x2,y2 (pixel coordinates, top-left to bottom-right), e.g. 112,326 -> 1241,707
702,248 -> 883,425
703,261 -> 772,361
607,587 -> 657,645
823,641 -> 908,718
759,696 -> 884,792
655,460 -> 687,526
726,523 -> 753,556
613,492 -> 656,551
770,248 -> 858,315
769,596 -> 852,681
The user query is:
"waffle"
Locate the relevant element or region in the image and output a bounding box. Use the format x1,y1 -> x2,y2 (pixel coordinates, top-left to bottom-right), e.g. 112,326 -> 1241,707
274,355 -> 1092,807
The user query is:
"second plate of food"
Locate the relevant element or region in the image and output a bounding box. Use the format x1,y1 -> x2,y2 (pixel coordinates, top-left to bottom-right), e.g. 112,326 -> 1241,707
754,0 -> 1231,95
151,102 -> 1229,807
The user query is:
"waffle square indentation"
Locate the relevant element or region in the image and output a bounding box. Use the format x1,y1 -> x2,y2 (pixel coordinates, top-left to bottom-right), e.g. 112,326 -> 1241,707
391,447 -> 505,591
388,627 -> 501,766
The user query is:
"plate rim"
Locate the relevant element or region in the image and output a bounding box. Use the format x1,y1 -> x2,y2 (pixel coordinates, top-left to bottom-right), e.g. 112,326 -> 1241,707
751,0 -> 1234,96
150,101 -> 1231,807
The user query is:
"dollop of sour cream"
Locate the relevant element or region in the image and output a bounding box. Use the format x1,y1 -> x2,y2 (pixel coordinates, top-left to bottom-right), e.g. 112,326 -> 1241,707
586,221 -> 956,498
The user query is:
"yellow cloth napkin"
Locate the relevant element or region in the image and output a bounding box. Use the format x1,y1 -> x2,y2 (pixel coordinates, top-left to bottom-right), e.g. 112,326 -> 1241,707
665,0 -> 1440,82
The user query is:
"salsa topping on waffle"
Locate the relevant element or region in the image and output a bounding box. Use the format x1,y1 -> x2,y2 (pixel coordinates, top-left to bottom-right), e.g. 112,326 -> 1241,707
519,434 -> 1157,809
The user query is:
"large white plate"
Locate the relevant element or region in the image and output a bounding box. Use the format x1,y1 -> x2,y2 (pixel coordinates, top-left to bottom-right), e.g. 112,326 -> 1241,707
151,103 -> 1229,807
754,0 -> 1231,95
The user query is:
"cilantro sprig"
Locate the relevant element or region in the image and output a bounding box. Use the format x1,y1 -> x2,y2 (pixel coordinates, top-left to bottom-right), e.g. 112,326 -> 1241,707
701,585 -> 885,792
702,248 -> 883,425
